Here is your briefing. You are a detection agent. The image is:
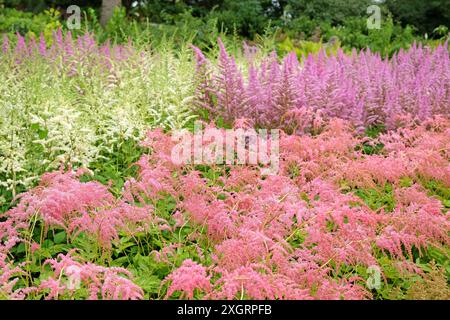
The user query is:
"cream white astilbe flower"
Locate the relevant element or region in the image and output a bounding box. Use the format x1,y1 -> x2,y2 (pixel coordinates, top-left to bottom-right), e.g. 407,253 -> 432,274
0,39 -> 196,205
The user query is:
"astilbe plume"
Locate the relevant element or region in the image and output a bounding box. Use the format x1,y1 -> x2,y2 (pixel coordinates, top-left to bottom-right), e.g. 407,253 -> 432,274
0,253 -> 26,299
4,168 -> 156,251
1,30 -> 134,74
7,169 -> 114,230
192,40 -> 450,131
39,253 -> 143,300
164,259 -> 211,299
338,117 -> 450,188
156,119 -> 448,299
2,118 -> 449,300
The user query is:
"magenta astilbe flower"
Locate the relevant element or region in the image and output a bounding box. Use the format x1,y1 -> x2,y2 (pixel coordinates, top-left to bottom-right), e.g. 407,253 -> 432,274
54,28 -> 64,51
214,38 -> 246,122
38,33 -> 47,56
3,31 -> 134,75
193,40 -> 450,131
13,33 -> 27,63
64,31 -> 74,57
27,35 -> 38,55
2,34 -> 9,54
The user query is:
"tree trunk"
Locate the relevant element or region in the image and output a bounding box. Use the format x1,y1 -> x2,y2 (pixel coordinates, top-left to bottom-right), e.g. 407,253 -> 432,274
100,0 -> 122,27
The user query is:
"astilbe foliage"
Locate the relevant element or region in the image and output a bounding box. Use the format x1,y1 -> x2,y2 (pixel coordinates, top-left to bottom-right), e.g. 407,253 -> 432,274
1,118 -> 449,300
192,40 -> 450,132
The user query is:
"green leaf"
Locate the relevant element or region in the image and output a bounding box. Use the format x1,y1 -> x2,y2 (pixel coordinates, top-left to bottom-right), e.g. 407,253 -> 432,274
443,199 -> 450,208
134,275 -> 161,293
16,242 -> 26,254
53,231 -> 67,244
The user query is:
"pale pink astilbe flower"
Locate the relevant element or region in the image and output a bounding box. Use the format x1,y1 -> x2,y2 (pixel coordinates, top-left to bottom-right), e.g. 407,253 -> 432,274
164,259 -> 211,299
41,253 -> 143,300
338,155 -> 409,189
0,253 -> 27,299
140,128 -> 183,170
124,164 -> 178,204
298,179 -> 380,267
314,279 -> 371,300
376,117 -> 450,185
181,193 -> 235,241
221,166 -> 259,190
3,118 -> 450,301
278,119 -> 357,184
213,229 -> 274,271
3,168 -> 156,251
152,243 -> 181,265
101,268 -> 144,300
211,264 -> 311,300
69,201 -> 153,249
394,184 -> 443,211
0,212 -> 25,255
107,122 -> 450,299
376,204 -> 449,259
211,265 -> 278,300
7,169 -> 114,230
39,278 -> 67,300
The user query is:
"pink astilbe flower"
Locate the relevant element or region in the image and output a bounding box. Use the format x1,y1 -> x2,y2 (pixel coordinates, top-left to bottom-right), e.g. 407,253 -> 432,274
0,253 -> 26,299
165,259 -> 211,299
376,204 -> 449,259
69,202 -> 153,249
7,169 -> 114,229
211,265 -> 312,300
213,230 -> 274,271
40,253 -> 143,300
38,33 -> 47,56
3,118 -> 450,301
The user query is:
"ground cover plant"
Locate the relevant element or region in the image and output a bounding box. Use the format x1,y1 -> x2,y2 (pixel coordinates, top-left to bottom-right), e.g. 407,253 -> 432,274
0,3 -> 449,301
1,114 -> 449,299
